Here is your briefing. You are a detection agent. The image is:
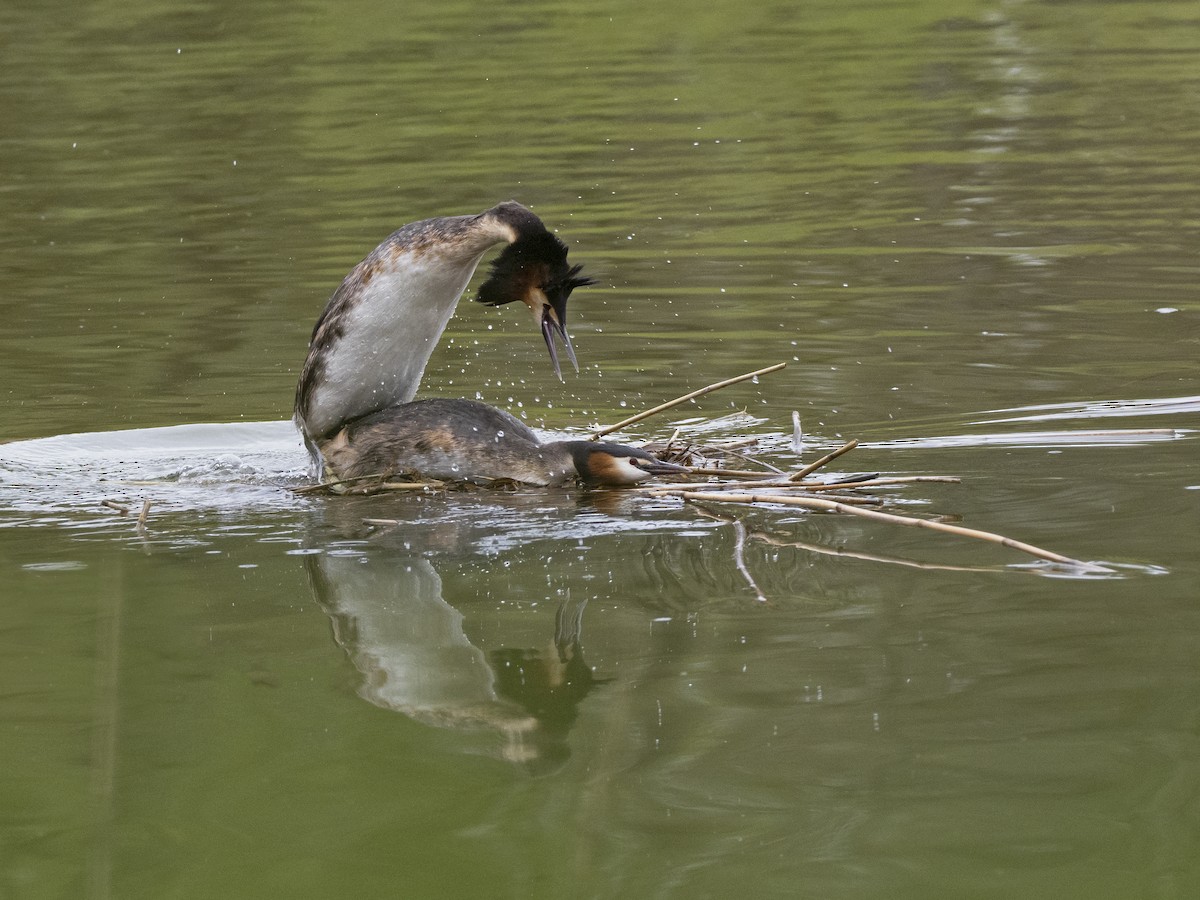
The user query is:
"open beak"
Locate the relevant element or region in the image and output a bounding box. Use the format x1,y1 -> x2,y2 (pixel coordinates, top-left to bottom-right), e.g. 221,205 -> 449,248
476,229 -> 592,381
540,304 -> 578,382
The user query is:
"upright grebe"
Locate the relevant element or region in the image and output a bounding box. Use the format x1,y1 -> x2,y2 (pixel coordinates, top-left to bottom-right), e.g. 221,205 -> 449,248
294,201 -> 685,487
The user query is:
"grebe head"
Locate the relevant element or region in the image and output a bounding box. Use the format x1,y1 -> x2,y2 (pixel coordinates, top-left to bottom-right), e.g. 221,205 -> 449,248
476,205 -> 594,380
559,441 -> 689,486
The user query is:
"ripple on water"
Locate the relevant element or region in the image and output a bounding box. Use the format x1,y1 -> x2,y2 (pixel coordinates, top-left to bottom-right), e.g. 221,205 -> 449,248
0,420 -> 310,527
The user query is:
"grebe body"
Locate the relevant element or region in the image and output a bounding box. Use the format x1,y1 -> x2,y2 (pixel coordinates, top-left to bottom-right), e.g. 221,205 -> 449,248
294,202 -> 679,487
320,398 -> 685,487
295,201 -> 587,453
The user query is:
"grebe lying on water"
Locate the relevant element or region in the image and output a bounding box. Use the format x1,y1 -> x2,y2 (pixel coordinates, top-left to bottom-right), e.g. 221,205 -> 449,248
319,398 -> 684,486
294,201 -> 685,487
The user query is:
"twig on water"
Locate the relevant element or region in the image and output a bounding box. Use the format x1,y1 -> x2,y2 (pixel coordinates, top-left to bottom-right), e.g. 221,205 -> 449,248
642,471 -> 961,493
683,475 -> 962,492
369,481 -> 442,492
136,499 -> 152,532
680,466 -> 779,479
798,492 -> 884,505
590,362 -> 787,439
731,519 -> 768,603
699,438 -> 761,451
788,440 -> 859,481
101,500 -> 130,515
292,473 -> 443,495
781,476 -> 955,493
652,488 -> 1101,570
691,504 -> 1011,576
290,472 -> 387,494
707,446 -> 785,475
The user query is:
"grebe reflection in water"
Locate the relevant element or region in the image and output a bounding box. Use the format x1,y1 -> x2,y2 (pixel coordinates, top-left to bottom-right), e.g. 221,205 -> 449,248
294,201 -> 684,487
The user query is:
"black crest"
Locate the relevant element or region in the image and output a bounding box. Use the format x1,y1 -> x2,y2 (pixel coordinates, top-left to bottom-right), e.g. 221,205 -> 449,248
476,230 -> 593,308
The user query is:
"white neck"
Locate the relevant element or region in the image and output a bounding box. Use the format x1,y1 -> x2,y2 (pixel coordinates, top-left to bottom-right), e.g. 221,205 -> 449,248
298,214 -> 515,441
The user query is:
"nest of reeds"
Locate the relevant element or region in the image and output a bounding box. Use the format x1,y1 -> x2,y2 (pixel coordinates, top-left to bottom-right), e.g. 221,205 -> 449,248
292,362 -> 1108,575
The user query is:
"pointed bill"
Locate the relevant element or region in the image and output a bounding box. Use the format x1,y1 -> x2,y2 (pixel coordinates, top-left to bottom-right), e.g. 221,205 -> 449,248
541,311 -> 564,382
541,306 -> 578,381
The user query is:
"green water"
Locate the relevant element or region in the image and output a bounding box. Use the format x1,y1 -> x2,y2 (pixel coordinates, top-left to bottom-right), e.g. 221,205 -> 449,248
2,0 -> 1198,897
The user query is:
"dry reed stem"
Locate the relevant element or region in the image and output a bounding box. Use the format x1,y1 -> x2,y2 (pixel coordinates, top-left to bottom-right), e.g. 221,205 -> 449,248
683,475 -> 962,492
700,438 -> 762,451
690,505 -> 1009,575
731,519 -> 768,603
293,472 -> 443,495
291,472 -> 386,494
708,447 -> 785,474
800,493 -> 885,505
340,480 -> 444,496
656,488 -> 1095,569
681,466 -> 780,478
590,362 -> 787,439
795,475 -> 961,489
788,440 -> 859,481
643,474 -> 959,493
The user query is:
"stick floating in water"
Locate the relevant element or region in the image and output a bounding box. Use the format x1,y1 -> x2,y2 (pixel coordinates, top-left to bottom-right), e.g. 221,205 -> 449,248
590,362 -> 787,439
650,488 -> 1101,570
789,439 -> 859,481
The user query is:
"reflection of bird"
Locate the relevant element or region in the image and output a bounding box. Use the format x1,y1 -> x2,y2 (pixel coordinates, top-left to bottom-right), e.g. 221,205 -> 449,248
306,553 -> 603,773
294,201 -> 684,487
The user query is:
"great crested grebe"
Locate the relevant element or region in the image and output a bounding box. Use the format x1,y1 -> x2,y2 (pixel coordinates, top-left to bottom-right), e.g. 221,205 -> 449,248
294,201 -> 685,487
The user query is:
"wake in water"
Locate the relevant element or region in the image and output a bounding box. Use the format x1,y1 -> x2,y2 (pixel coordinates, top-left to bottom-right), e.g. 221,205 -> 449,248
0,419 -> 707,556
0,421 -> 310,519
0,395 -> 1190,577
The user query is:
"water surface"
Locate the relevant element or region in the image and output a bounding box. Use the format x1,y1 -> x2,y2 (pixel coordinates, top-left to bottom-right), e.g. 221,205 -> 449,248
2,0 -> 1198,897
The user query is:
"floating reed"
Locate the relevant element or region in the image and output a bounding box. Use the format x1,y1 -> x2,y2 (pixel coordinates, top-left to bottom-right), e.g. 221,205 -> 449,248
136,498 -> 152,532
591,362 -> 787,439
650,487 -> 1098,570
788,439 -> 858,481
